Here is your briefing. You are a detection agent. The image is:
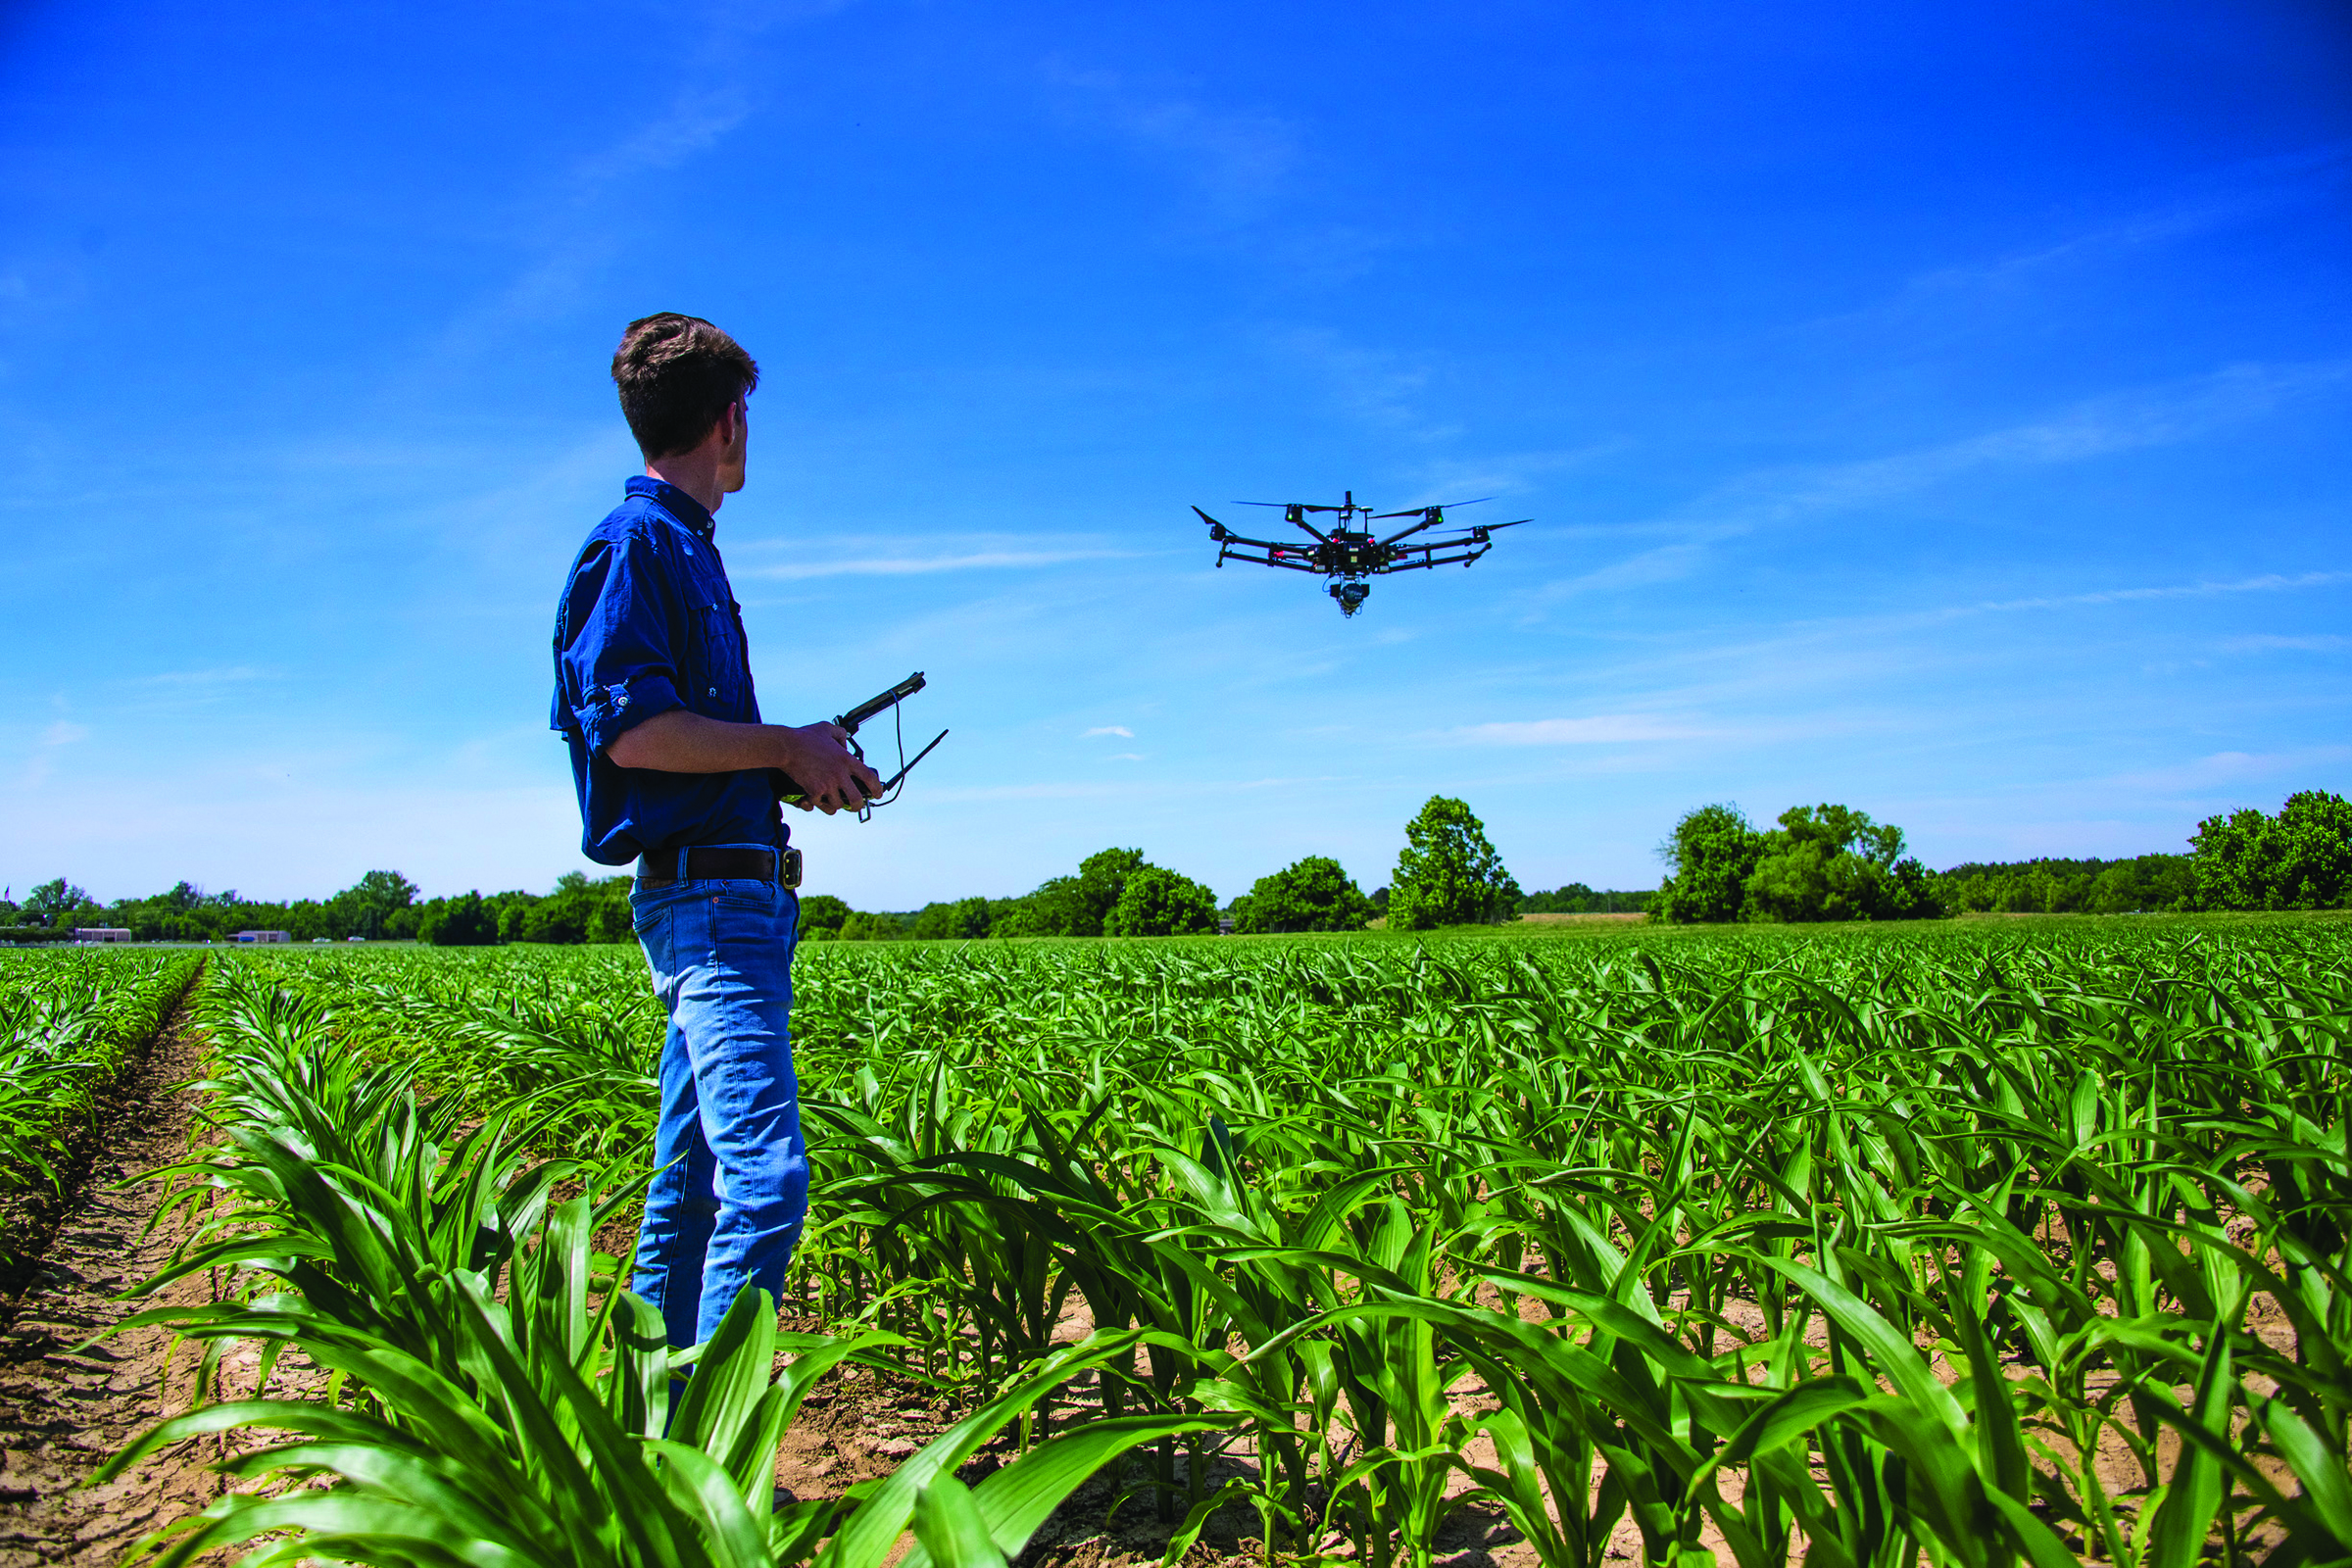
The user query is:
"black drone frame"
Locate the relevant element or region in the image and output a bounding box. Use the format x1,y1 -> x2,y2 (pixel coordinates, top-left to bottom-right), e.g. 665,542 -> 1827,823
1193,491 -> 1528,615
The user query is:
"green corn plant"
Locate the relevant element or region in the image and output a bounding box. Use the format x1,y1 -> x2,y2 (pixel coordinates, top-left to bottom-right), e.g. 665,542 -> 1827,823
209,916 -> 2352,1565
117,968 -> 578,1398
0,950 -> 199,1207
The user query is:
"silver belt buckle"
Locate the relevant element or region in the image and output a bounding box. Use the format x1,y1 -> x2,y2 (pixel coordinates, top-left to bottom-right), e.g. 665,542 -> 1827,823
779,847 -> 804,889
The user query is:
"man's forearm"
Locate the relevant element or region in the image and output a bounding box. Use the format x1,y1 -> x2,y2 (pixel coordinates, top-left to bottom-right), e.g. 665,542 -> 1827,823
607,708 -> 782,772
606,706 -> 883,815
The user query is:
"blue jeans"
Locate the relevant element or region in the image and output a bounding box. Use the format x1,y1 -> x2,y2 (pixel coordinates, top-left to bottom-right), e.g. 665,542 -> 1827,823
628,862 -> 808,1351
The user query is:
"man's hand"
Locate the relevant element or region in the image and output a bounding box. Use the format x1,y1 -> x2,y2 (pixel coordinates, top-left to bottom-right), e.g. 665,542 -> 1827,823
771,721 -> 885,814
606,710 -> 884,814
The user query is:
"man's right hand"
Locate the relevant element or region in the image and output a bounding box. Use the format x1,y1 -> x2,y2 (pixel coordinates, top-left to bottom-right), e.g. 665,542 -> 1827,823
772,721 -> 885,815
605,709 -> 883,814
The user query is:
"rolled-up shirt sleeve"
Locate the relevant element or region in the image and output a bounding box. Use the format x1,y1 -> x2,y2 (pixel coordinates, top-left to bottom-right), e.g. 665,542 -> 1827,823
554,530 -> 685,757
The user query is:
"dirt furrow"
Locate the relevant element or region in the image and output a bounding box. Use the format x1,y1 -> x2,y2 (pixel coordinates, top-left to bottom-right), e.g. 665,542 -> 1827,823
0,1002 -> 223,1568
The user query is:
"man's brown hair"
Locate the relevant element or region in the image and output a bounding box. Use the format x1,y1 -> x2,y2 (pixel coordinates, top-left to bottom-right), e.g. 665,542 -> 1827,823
612,314 -> 760,461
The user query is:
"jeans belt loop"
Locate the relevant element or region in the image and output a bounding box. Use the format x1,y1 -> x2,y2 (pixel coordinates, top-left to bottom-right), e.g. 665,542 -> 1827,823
676,847 -> 691,881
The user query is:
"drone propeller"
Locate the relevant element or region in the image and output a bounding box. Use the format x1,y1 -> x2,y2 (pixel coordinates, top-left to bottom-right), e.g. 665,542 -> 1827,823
1191,505 -> 1235,544
1387,517 -> 1533,554
1370,497 -> 1495,519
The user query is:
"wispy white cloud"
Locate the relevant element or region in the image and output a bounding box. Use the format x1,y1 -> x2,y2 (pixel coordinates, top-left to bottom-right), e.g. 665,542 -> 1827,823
1396,444 -> 1623,505
2222,632 -> 2350,653
2102,745 -> 2352,796
1103,752 -> 1146,762
40,720 -> 88,747
1714,363 -> 2349,536
1449,714 -> 1700,746
137,665 -> 270,687
1808,143 -> 2352,330
1537,541 -> 1720,601
1083,725 -> 1134,738
1264,326 -> 1449,439
743,547 -> 1136,580
416,5 -> 855,354
1534,362 -> 2352,602
1042,61 -> 1298,221
1961,570 -> 2352,618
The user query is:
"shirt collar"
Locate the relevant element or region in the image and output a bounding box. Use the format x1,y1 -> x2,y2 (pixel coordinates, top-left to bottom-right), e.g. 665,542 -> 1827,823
626,475 -> 716,539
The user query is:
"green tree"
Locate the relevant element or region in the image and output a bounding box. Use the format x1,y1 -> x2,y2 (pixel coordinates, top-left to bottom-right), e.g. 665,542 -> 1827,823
418,892 -> 498,946
1387,797 -> 1521,931
996,848 -> 1148,937
22,877 -> 93,928
1103,864 -> 1219,937
1520,884 -> 1655,914
2192,789 -> 2352,909
328,869 -> 419,939
1230,856 -> 1372,934
1067,849 -> 1147,935
1652,805 -> 1765,924
1740,804 -> 1941,923
797,895 -> 852,937
1932,855 -> 2195,915
513,872 -> 596,943
838,910 -> 902,942
910,896 -> 994,940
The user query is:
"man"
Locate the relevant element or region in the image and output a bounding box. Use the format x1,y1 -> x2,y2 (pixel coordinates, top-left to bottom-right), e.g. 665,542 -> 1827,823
551,313 -> 880,1355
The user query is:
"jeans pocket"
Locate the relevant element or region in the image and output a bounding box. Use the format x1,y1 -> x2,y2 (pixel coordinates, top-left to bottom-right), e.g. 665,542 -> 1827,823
631,883 -> 690,936
701,888 -> 795,963
710,878 -> 782,915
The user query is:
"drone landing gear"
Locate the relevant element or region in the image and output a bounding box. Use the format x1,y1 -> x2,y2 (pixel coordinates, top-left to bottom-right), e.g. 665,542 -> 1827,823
1329,579 -> 1371,616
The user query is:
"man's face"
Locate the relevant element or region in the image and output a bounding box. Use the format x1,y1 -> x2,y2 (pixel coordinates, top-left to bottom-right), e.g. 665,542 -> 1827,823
718,397 -> 749,495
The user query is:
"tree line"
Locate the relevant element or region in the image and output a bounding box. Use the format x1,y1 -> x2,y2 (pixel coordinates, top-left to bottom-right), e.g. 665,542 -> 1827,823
1652,788 -> 2351,923
0,871 -> 425,945
7,787 -> 2340,948
802,795 -> 1534,942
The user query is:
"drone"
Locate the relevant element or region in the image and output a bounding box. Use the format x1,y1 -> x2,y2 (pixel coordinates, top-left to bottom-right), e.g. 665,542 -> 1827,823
1194,491 -> 1528,616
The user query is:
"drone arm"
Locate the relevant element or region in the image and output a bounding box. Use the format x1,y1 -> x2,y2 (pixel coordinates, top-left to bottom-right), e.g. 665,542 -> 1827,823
1383,540 -> 1493,571
1377,514 -> 1444,547
1217,539 -> 1325,573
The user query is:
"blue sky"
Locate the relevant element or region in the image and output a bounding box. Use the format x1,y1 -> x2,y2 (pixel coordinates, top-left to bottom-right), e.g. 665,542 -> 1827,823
3,0 -> 2347,909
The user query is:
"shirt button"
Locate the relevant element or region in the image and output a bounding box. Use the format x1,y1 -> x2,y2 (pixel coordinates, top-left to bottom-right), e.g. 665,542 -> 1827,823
709,686 -> 716,697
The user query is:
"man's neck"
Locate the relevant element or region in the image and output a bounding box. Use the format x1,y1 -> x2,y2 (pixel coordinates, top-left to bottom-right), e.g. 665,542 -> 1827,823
644,456 -> 726,519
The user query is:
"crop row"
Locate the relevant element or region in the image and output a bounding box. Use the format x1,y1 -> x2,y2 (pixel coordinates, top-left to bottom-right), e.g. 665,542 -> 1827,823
124,921 -> 2352,1566
0,948 -> 200,1216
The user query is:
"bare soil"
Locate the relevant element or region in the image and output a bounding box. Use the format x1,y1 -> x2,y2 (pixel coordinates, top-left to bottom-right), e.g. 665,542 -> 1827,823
0,1000 -> 223,1568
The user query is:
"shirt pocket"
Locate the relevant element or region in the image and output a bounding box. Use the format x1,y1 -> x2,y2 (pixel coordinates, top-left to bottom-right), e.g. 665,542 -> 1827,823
690,596 -> 748,711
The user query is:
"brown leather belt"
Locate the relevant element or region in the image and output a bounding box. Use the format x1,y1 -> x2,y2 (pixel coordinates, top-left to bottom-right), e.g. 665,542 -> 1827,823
636,846 -> 804,889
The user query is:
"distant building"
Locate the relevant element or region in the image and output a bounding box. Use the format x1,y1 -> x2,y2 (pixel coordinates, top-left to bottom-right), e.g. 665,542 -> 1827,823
234,929 -> 292,944
74,927 -> 132,944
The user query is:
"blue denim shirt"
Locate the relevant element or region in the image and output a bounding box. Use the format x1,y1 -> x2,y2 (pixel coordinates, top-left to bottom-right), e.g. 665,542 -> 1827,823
551,477 -> 786,865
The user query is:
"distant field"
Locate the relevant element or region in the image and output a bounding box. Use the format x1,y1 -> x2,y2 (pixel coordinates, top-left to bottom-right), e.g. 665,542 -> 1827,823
1511,909 -> 1647,924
